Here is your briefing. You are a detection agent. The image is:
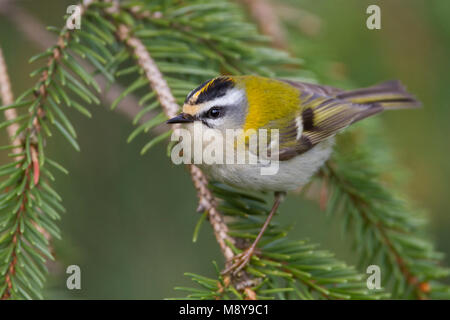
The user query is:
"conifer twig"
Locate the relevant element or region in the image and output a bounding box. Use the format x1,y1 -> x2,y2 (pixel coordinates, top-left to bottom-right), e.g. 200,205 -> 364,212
324,161 -> 431,299
1,0 -> 445,300
0,0 -> 95,300
238,0 -> 286,49
1,44 -> 54,299
115,22 -> 236,262
3,0 -> 236,266
189,164 -> 235,261
0,47 -> 20,299
0,0 -> 156,127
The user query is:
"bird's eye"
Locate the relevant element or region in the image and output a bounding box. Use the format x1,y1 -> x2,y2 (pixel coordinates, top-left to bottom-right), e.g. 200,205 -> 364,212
207,107 -> 222,119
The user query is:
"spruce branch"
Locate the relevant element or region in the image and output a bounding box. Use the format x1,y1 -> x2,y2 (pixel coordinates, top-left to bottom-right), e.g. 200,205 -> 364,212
106,0 -> 386,299
96,10 -> 376,297
0,0 -> 447,300
0,47 -> 20,299
115,24 -> 179,118
316,124 -> 450,299
0,48 -> 16,141
0,41 -> 51,299
189,165 -> 236,262
176,183 -> 388,300
238,0 -> 449,299
237,0 -> 287,49
0,0 -> 107,299
0,46 -> 56,299
0,0 -> 158,127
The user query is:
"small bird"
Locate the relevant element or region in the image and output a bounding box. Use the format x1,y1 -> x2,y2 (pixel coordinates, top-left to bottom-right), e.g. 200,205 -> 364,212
167,75 -> 420,275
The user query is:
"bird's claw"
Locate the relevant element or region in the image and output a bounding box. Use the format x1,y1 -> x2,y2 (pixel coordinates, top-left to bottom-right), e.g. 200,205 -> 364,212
221,247 -> 255,276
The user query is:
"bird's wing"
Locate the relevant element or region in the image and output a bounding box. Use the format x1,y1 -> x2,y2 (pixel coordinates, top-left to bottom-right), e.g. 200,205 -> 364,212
266,87 -> 382,161
266,79 -> 419,161
279,79 -> 344,97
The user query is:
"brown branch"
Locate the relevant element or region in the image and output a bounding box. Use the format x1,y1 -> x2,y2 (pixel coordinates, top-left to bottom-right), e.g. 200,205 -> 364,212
189,164 -> 235,261
1,0 -> 257,296
0,0 -> 95,300
270,3 -> 322,37
237,0 -> 286,49
115,21 -> 236,262
116,25 -> 178,119
0,48 -> 18,146
1,0 -> 236,268
0,46 -> 20,300
0,47 -> 35,299
112,2 -> 267,296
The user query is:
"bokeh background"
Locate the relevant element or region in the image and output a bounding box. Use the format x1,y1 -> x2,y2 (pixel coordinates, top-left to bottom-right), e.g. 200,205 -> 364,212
0,0 -> 449,299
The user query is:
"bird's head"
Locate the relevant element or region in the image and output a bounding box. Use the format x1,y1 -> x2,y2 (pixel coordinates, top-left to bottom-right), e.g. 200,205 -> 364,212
167,75 -> 300,134
167,76 -> 247,133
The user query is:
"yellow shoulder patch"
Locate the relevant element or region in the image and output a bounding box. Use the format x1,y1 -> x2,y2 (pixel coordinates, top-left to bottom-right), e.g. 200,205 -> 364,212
238,76 -> 300,131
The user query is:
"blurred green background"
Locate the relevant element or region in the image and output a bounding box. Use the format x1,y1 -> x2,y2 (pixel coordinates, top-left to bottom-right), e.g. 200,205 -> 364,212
0,0 -> 449,299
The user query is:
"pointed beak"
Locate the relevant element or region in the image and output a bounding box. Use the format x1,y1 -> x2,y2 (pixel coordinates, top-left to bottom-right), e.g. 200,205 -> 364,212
166,113 -> 195,124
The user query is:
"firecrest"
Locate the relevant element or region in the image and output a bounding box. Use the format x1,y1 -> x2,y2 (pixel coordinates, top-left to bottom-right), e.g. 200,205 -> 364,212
167,75 -> 420,275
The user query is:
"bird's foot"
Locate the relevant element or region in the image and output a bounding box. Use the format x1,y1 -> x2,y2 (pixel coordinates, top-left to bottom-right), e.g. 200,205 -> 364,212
221,247 -> 256,276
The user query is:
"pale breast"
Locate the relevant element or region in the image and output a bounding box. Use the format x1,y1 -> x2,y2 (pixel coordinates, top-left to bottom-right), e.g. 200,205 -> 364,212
199,138 -> 334,192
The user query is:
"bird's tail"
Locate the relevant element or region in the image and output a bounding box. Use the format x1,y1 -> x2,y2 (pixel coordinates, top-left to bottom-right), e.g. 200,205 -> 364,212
337,80 -> 421,109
